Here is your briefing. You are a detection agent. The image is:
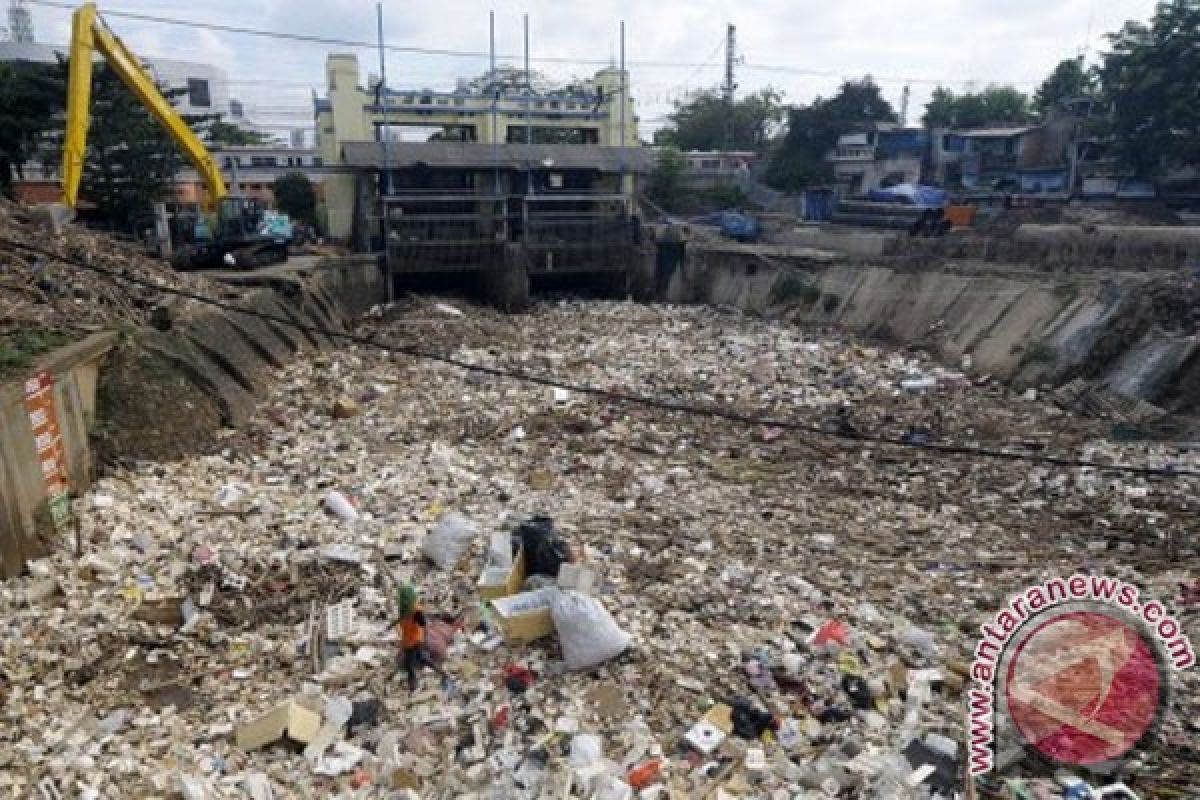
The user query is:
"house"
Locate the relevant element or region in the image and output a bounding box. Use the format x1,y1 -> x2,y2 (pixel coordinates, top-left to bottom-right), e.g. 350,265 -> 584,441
828,125 -> 927,197
677,150 -> 758,190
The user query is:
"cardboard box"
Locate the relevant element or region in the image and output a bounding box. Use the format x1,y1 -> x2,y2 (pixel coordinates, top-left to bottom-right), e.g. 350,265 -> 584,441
488,588 -> 556,643
236,701 -> 322,750
478,541 -> 526,601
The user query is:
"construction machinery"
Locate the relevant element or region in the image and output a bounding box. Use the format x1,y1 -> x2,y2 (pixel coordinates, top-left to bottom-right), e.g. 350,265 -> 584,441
60,2 -> 287,268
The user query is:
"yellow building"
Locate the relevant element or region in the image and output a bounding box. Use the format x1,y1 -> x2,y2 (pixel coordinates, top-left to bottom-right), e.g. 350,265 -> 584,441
313,54 -> 641,241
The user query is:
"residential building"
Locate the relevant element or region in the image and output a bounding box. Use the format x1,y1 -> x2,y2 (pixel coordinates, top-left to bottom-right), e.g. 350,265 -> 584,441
828,125 -> 927,197
677,150 -> 757,190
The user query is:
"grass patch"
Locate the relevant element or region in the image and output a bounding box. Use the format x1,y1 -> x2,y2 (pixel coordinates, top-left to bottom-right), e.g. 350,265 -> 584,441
0,329 -> 74,380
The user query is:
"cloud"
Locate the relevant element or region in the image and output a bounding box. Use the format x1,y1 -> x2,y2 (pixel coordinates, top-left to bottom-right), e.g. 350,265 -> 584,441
25,0 -> 1160,133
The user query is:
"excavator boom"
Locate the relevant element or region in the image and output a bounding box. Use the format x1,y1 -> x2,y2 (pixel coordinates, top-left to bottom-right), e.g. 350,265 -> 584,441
61,2 -> 227,210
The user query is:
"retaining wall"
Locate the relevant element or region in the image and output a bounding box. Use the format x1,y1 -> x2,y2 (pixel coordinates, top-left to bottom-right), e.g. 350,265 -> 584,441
0,256 -> 386,577
665,243 -> 1200,422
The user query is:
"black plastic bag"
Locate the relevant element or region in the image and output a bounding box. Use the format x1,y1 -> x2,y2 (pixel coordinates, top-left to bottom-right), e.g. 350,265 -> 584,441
730,697 -> 777,739
517,515 -> 569,578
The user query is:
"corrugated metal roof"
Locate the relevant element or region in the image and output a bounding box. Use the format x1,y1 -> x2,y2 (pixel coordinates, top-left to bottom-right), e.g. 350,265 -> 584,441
340,141 -> 654,173
960,126 -> 1038,138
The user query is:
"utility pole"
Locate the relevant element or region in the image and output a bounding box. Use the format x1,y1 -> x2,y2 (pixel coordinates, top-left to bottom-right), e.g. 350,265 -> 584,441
619,19 -> 626,196
524,14 -> 532,195
722,23 -> 737,152
901,84 -> 911,127
376,2 -> 392,301
490,10 -> 498,193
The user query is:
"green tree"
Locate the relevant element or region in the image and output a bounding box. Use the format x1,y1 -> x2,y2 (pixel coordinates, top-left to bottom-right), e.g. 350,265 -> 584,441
652,87 -> 784,152
765,78 -> 897,190
206,119 -> 272,146
0,61 -> 65,197
1100,0 -> 1200,176
273,172 -> 317,225
922,86 -> 1033,129
69,63 -> 202,229
646,146 -> 687,211
1033,58 -> 1097,112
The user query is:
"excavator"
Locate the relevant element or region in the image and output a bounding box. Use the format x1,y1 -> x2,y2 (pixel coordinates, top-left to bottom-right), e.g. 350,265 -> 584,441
59,3 -> 288,269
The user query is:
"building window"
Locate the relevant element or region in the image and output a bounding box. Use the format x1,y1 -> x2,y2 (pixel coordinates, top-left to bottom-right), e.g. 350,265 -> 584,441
436,97 -> 449,105
230,99 -> 244,119
313,157 -> 323,166
250,156 -> 278,167
403,96 -> 414,104
453,98 -> 464,107
187,78 -> 211,108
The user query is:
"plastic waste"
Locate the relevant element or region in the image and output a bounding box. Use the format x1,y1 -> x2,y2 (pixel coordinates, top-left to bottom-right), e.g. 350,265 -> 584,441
422,512 -> 480,570
551,590 -> 632,670
569,734 -> 605,769
517,515 -> 570,577
323,490 -> 358,522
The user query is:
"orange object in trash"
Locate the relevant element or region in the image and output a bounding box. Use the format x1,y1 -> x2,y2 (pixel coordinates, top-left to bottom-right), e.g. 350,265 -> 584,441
350,769 -> 373,789
943,204 -> 977,228
628,758 -> 663,790
813,619 -> 850,647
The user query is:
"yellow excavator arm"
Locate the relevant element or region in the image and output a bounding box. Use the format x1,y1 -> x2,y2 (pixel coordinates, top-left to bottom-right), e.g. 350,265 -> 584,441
61,2 -> 227,210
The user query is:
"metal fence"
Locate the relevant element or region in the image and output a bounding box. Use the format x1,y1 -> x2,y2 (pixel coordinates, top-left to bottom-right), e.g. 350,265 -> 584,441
523,194 -> 633,275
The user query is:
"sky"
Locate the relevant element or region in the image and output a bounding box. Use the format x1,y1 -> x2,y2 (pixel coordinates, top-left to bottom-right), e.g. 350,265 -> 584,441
23,0 -> 1161,139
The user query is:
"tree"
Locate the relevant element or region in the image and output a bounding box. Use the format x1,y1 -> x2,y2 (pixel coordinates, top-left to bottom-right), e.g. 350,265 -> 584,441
206,119 -> 272,147
645,146 -> 687,211
1100,0 -> 1200,176
652,87 -> 784,152
1034,58 -> 1097,112
922,86 -> 1033,129
65,62 -> 202,229
0,61 -> 65,197
273,172 -> 316,225
765,78 -> 897,190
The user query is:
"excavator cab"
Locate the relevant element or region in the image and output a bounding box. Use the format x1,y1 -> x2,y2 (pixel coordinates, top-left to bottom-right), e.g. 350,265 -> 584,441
170,197 -> 289,270
216,196 -> 266,241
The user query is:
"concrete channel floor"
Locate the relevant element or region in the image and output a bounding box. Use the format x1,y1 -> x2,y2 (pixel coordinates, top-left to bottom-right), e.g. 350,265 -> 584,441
2,299 -> 1197,798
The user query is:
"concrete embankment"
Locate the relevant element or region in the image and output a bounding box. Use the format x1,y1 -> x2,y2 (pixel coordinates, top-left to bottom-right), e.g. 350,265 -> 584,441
664,242 -> 1200,425
0,255 -> 385,575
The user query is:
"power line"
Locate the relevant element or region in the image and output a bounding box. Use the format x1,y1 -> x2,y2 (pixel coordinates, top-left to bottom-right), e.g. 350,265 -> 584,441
27,0 -> 1045,88
1,235 -> 1194,480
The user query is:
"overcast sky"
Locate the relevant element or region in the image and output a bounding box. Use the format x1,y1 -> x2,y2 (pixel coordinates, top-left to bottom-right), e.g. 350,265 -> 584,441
27,0 -> 1160,138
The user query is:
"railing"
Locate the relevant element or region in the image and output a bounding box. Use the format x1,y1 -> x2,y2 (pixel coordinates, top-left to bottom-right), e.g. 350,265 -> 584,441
523,194 -> 633,274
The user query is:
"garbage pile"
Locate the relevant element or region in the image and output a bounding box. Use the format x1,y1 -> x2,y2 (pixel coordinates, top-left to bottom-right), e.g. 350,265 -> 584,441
0,199 -> 228,334
0,300 -> 1197,799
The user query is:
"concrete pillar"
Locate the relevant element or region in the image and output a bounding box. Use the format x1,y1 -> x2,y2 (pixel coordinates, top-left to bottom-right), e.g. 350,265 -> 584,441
482,244 -> 530,312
